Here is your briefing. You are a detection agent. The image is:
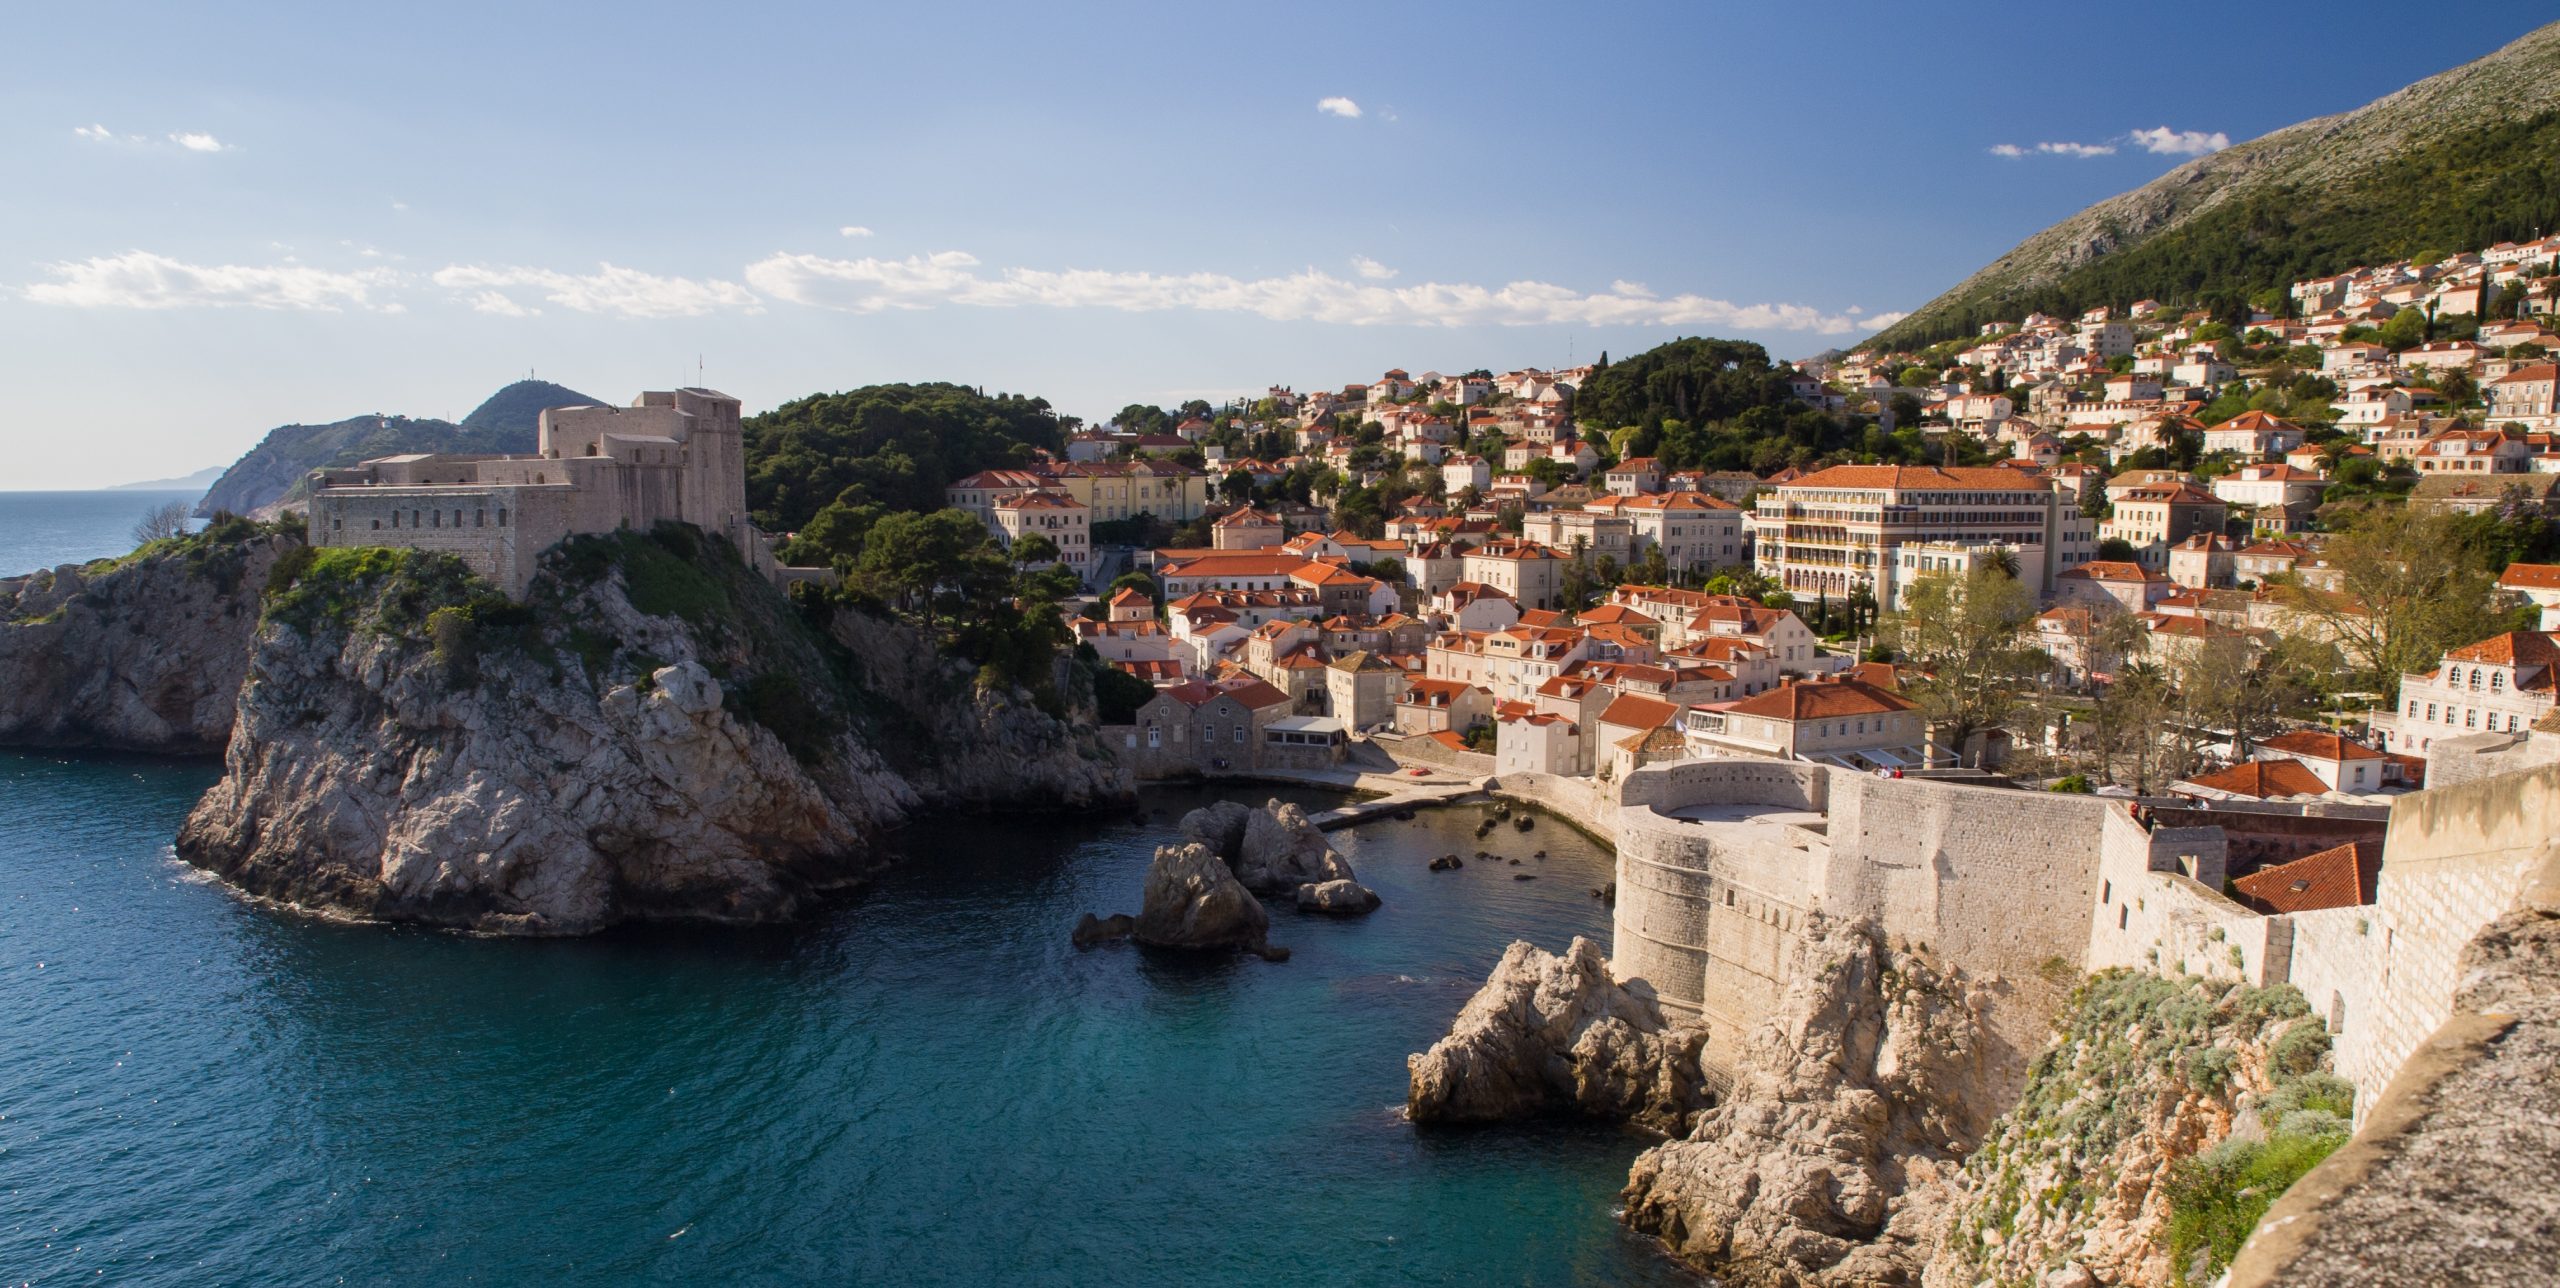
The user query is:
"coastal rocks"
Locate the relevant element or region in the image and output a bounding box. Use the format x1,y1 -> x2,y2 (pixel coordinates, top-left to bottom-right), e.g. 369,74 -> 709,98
1429,854 -> 1463,871
1619,916 -> 1994,1287
178,528 -> 1128,935
1406,936 -> 1710,1135
1180,799 -> 1378,912
0,522 -> 297,753
1296,878 -> 1381,914
1071,912 -> 1135,947
1132,842 -> 1278,956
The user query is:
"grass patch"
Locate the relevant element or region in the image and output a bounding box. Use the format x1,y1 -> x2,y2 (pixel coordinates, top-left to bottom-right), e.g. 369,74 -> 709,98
2163,1126 -> 2348,1283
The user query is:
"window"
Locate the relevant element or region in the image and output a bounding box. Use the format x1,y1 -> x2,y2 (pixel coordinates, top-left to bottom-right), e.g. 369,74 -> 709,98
1234,725 -> 1246,744
498,509 -> 508,526
2469,669 -> 2483,691
2466,710 -> 2478,728
1146,726 -> 1160,748
2102,879 -> 2112,904
2118,905 -> 2129,930
370,519 -> 381,530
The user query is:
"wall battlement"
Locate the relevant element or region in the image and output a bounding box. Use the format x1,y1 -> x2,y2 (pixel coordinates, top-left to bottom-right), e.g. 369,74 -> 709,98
1612,755 -> 2560,1120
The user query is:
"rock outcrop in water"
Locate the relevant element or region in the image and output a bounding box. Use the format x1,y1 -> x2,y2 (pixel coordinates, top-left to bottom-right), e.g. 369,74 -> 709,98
176,525 -> 1126,934
1131,842 -> 1282,958
1406,936 -> 1709,1134
0,517 -> 300,753
1619,916 -> 1994,1287
1180,798 -> 1378,912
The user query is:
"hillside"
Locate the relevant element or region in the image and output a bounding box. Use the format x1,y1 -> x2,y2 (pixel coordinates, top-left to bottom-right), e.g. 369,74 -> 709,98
1865,21 -> 2560,351
196,379 -> 599,517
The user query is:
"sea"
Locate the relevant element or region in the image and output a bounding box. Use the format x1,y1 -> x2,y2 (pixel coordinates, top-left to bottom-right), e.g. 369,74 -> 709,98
0,490 -> 206,579
0,485 -> 1694,1287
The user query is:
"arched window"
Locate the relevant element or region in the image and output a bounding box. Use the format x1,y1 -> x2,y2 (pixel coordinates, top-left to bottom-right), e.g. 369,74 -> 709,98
2469,668 -> 2483,691
2490,671 -> 2504,693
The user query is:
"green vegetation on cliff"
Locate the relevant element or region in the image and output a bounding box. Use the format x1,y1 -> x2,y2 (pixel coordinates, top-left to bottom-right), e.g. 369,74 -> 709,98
1866,21 -> 2560,350
1945,970 -> 2350,1286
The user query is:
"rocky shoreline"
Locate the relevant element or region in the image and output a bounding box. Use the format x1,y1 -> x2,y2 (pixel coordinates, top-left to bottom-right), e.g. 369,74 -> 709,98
6,521 -> 1129,935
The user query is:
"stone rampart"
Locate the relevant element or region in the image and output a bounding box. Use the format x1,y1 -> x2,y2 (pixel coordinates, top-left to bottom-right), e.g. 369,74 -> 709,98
2319,761 -> 2559,1114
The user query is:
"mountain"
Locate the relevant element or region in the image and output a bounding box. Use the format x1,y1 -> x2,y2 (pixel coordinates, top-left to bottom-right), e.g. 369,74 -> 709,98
195,380 -> 601,518
1863,21 -> 2560,352
107,464 -> 227,492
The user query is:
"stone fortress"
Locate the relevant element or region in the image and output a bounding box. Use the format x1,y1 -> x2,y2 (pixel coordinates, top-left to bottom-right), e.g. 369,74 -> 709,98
1597,748 -> 2555,1120
307,387 -> 782,595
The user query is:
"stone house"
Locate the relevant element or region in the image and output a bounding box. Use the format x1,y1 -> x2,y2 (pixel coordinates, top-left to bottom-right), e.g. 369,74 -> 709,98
1325,651 -> 1405,731
1395,678 -> 1494,737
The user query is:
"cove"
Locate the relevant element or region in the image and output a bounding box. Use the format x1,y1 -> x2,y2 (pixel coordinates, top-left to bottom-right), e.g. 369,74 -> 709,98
0,760 -> 1698,1285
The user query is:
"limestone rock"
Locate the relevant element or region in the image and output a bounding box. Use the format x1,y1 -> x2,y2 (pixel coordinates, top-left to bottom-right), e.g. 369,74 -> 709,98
1179,797 -> 1355,894
1921,970 -> 2346,1288
1131,842 -> 1275,957
1071,912 -> 1135,947
1620,915 -> 1992,1287
1406,936 -> 1709,1134
1295,878 -> 1380,914
176,534 -> 1128,935
0,529 -> 295,753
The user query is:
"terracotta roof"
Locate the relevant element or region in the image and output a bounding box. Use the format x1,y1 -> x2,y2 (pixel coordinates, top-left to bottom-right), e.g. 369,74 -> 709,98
1209,676 -> 1291,710
2178,759 -> 2332,799
1724,678 -> 1914,721
2444,631 -> 2560,668
1107,588 -> 1152,607
2498,563 -> 2560,592
2257,731 -> 2385,763
2232,841 -> 2383,914
1423,730 -> 1470,751
1595,692 -> 1682,731
2064,561 -> 2162,582
1780,465 -> 2046,492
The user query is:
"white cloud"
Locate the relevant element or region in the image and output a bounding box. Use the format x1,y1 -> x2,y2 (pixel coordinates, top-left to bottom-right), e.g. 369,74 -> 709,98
430,262 -> 761,318
460,290 -> 536,317
1991,140 -> 2117,158
23,250 -> 402,311
1316,96 -> 1362,119
72,123 -> 147,145
1350,255 -> 1397,281
744,249 -> 1884,334
838,225 -> 874,238
168,132 -> 227,153
2130,125 -> 2231,156
1859,311 -> 1910,332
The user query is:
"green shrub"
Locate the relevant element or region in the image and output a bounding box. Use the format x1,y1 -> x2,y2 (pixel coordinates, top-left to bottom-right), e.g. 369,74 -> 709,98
732,669 -> 831,764
2164,1127 -> 2348,1283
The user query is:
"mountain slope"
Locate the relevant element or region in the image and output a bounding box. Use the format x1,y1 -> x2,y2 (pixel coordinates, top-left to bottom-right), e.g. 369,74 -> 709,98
1865,21 -> 2560,351
196,379 -> 600,517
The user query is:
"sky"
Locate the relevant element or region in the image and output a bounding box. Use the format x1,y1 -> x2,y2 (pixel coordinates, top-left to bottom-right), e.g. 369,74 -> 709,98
1,1 -> 2548,488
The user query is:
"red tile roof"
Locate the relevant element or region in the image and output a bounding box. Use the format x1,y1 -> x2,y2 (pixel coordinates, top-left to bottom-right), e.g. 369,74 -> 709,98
1724,678 -> 1914,721
2498,563 -> 2560,592
2232,841 -> 2383,914
1780,465 -> 2047,492
2179,759 -> 2332,799
1595,693 -> 1682,731
2258,731 -> 2384,763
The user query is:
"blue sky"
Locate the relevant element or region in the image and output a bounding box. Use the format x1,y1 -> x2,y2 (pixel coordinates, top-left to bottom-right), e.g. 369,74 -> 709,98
3,1 -> 2546,487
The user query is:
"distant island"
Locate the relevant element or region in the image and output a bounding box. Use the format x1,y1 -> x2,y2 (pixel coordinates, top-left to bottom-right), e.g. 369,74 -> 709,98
105,464 -> 227,492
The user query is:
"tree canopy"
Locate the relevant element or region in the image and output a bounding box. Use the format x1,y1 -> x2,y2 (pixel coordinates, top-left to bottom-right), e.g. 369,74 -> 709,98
742,383 -> 1064,531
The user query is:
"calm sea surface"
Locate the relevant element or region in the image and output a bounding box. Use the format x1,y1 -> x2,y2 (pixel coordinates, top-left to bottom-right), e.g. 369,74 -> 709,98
0,491 -> 204,579
0,760 -> 1695,1286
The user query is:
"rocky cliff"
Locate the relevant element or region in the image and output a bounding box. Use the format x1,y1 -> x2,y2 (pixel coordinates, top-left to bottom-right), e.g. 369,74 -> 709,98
1619,916 -> 1995,1287
0,517 -> 299,753
1406,937 -> 1709,1134
1924,971 -> 2350,1288
176,524 -> 1125,933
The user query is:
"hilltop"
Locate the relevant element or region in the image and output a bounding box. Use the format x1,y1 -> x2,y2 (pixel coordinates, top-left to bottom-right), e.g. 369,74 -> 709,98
1865,21 -> 2560,351
195,379 -> 600,517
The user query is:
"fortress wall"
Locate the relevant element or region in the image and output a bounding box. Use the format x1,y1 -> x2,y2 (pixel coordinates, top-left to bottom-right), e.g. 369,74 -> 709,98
315,488 -> 532,592
1821,775 -> 2113,1038
1616,758 -> 1826,813
2324,762 -> 2558,1115
1612,809 -> 1821,1080
1483,769 -> 1610,839
2084,813 -> 2280,985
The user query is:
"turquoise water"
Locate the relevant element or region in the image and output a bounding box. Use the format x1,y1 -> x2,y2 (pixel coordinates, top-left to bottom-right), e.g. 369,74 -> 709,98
0,491 -> 202,578
0,758 -> 1695,1285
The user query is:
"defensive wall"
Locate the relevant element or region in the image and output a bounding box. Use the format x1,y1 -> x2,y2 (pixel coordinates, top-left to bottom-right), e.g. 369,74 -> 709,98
1611,762 -> 2122,1088
1602,755 -> 2557,1106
